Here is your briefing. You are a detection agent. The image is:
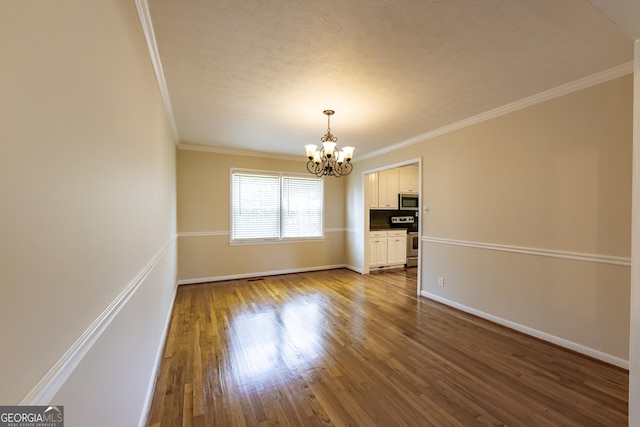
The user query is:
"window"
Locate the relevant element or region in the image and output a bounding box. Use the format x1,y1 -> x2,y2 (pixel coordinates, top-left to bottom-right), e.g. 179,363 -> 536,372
231,170 -> 324,242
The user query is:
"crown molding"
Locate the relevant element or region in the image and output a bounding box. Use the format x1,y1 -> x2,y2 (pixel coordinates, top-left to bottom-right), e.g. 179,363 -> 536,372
134,0 -> 180,144
177,143 -> 300,161
131,3 -> 633,160
357,62 -> 634,162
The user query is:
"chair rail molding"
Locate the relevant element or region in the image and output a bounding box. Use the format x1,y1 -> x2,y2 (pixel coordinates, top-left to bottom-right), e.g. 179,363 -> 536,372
422,236 -> 631,267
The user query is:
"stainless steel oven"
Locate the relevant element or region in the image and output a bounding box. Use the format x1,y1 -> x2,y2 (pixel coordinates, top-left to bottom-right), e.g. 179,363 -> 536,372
391,215 -> 419,267
406,232 -> 418,267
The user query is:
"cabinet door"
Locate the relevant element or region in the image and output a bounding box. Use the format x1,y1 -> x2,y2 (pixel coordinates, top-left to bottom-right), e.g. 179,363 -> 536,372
368,236 -> 387,266
398,165 -> 419,193
387,235 -> 407,265
366,173 -> 379,208
368,237 -> 378,266
378,169 -> 398,208
375,238 -> 388,266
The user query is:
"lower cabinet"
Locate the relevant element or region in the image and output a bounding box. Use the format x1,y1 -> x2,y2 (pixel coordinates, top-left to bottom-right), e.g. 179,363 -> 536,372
369,230 -> 406,268
387,231 -> 407,265
368,231 -> 388,267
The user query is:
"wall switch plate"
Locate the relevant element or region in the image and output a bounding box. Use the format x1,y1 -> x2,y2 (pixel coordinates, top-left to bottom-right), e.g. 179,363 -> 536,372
438,276 -> 444,287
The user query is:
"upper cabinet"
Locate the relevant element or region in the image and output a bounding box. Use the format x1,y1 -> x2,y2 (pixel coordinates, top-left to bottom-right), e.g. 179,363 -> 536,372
398,165 -> 419,193
367,165 -> 419,210
366,172 -> 379,208
377,169 -> 398,208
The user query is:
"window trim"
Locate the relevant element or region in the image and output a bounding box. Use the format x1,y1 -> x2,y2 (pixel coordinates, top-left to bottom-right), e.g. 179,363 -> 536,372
229,168 -> 325,245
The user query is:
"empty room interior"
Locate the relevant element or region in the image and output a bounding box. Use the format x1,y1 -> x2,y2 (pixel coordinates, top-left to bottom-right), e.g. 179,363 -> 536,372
2,1 -> 640,426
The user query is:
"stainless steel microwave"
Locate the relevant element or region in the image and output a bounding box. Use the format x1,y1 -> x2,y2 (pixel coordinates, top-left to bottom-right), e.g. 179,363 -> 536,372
399,193 -> 419,210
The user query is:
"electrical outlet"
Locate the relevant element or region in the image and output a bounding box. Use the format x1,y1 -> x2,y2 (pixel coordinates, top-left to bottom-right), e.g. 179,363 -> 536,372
438,276 -> 444,287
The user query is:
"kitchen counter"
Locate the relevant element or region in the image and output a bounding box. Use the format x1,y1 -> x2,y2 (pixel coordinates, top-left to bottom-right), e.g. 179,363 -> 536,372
369,227 -> 408,231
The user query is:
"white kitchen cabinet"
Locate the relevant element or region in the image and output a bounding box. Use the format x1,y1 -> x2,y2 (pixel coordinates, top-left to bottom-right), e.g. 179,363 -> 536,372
387,230 -> 407,265
365,172 -> 379,208
377,169 -> 398,209
398,165 -> 419,193
368,231 -> 388,267
369,230 -> 406,267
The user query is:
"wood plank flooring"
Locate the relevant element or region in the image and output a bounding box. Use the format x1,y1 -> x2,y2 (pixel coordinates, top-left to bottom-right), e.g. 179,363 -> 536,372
146,268 -> 628,426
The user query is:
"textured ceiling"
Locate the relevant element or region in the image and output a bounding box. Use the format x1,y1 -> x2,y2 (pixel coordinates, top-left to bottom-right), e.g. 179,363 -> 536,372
147,0 -> 633,158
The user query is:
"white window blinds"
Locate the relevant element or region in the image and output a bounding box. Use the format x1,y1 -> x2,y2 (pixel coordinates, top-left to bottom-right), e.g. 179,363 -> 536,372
232,172 -> 280,240
282,176 -> 323,238
231,170 -> 324,242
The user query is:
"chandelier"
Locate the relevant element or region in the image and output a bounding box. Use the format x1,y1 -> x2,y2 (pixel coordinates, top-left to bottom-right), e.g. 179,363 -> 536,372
304,110 -> 354,177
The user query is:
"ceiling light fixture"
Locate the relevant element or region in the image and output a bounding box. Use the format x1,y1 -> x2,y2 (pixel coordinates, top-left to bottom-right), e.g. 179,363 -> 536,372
304,110 -> 354,177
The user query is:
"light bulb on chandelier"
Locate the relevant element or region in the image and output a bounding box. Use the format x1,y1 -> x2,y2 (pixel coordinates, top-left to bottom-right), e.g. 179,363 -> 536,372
304,110 -> 354,177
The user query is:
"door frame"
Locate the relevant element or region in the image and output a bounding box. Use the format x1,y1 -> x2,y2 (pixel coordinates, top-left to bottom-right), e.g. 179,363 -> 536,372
362,157 -> 423,295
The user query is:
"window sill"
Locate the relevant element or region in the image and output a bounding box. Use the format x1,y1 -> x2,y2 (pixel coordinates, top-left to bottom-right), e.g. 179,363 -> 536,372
229,237 -> 325,246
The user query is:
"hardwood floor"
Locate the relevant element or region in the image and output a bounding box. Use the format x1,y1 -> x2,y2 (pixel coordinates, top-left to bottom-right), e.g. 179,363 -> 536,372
146,268 -> 628,426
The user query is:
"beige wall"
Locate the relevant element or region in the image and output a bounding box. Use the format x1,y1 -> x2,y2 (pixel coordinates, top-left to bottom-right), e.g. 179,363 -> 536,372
630,40 -> 640,424
177,149 -> 346,281
0,1 -> 632,423
0,1 -> 177,426
347,74 -> 633,363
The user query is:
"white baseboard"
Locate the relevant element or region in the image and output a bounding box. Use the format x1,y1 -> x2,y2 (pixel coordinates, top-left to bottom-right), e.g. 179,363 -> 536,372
344,264 -> 364,274
177,264 -> 349,285
421,291 -> 629,370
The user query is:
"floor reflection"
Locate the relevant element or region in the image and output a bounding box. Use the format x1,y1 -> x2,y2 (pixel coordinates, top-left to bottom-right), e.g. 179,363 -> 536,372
229,294 -> 325,385
148,269 -> 629,426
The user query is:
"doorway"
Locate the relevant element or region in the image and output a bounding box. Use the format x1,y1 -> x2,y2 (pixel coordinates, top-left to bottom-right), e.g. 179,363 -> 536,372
363,158 -> 422,295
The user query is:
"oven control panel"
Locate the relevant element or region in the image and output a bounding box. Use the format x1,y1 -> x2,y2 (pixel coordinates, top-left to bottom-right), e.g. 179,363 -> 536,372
390,216 -> 415,224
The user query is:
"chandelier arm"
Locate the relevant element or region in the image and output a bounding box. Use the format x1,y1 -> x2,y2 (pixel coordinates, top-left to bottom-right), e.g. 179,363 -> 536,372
327,159 -> 337,177
306,160 -> 316,174
308,161 -> 326,177
334,161 -> 353,177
